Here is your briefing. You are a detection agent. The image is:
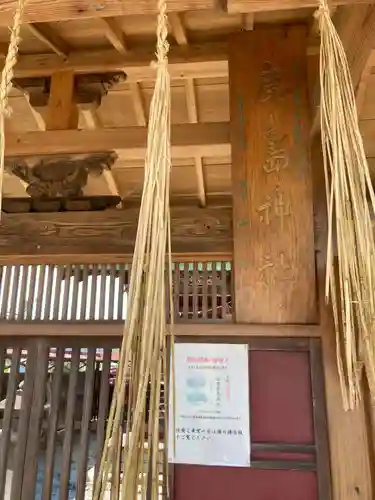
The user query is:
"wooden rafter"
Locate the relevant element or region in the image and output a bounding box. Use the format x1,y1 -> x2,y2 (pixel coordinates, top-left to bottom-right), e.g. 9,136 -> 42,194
102,17 -> 127,54
4,122 -> 230,157
27,23 -> 70,57
169,12 -> 206,207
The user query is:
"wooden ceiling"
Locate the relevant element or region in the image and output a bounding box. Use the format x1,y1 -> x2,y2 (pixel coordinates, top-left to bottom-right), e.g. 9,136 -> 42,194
0,0 -> 374,209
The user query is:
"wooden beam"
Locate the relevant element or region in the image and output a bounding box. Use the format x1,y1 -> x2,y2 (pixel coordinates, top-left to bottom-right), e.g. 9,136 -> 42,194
311,135 -> 373,500
169,13 -> 188,45
0,207 -> 232,264
0,321 -> 321,338
27,23 -> 70,57
3,43 -> 227,80
0,0 -> 219,25
227,0 -> 370,14
4,122 -> 230,158
45,70 -> 78,130
229,26 -> 317,323
2,41 -> 340,82
242,13 -> 254,30
102,17 -> 127,54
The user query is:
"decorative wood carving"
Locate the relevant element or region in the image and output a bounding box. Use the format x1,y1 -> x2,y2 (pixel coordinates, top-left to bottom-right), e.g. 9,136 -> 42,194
5,152 -> 117,198
0,207 -> 232,263
2,196 -> 122,213
14,73 -> 126,109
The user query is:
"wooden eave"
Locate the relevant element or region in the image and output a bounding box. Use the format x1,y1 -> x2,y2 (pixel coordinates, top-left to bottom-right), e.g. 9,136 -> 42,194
0,0 -> 374,257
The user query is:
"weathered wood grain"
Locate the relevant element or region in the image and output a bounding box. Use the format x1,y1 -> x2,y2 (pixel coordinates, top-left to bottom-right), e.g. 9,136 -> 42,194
4,122 -> 230,158
0,0 -> 219,25
311,136 -> 373,500
0,321 -> 321,337
0,207 -> 232,263
6,43 -> 228,80
227,0 -> 370,14
45,70 -> 78,131
0,0 -> 367,25
229,26 -> 317,323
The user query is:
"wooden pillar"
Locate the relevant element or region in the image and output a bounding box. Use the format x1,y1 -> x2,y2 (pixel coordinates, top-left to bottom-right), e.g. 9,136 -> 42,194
229,25 -> 373,500
45,70 -> 78,130
229,26 -> 316,324
311,137 -> 373,500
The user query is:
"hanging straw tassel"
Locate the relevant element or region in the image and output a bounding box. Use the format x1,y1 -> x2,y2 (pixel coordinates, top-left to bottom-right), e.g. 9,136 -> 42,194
0,0 -> 26,217
93,0 -> 173,498
315,0 -> 375,410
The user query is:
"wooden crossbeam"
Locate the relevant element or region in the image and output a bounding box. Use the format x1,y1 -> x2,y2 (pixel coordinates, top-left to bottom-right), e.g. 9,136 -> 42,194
0,207 -> 233,264
0,0 -> 369,25
27,23 -> 70,57
227,0 -> 370,14
5,43 -> 227,80
2,40 -> 350,82
0,0 -> 219,25
4,122 -> 230,157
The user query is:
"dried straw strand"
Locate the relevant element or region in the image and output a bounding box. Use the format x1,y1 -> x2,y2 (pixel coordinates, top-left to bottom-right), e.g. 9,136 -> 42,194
316,0 -> 375,409
93,0 -> 173,497
0,0 -> 27,216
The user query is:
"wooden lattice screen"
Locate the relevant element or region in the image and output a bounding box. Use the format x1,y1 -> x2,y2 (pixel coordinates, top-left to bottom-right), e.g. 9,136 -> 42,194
0,336 -> 164,500
0,261 -> 232,323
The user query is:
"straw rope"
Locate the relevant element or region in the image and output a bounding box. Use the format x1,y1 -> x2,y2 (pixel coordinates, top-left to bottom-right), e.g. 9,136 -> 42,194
315,0 -> 375,409
93,0 -> 173,497
0,0 -> 26,216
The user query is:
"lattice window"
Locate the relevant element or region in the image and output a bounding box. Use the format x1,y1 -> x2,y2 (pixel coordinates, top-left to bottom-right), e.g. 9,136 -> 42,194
0,262 -> 232,323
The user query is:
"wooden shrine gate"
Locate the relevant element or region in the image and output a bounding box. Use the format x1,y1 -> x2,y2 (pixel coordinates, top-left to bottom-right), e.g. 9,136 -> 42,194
0,260 -> 331,500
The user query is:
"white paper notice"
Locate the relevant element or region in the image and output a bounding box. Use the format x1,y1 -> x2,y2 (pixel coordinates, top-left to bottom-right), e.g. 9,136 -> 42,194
168,343 -> 250,467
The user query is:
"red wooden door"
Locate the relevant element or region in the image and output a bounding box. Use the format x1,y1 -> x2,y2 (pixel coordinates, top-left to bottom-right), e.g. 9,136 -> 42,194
172,337 -> 330,500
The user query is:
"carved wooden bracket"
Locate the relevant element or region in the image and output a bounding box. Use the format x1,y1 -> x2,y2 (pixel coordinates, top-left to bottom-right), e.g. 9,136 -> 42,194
14,73 -> 126,110
5,152 -> 118,198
